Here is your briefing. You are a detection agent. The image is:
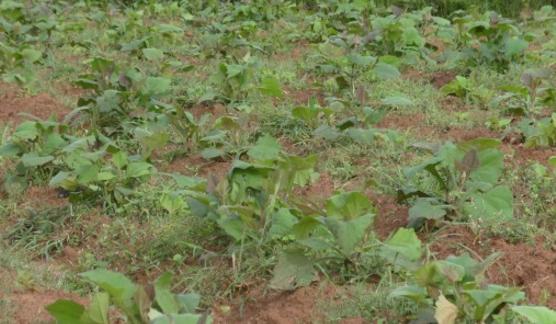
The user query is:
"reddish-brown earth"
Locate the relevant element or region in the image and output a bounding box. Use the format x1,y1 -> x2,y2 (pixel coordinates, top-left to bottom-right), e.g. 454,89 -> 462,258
0,82 -> 69,123
2,290 -> 87,324
214,284 -> 337,324
428,225 -> 556,308
370,194 -> 408,240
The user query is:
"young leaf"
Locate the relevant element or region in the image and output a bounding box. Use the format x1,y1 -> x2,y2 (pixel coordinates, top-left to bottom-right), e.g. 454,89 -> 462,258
21,153 -> 54,167
325,192 -> 373,220
373,62 -> 400,80
381,228 -> 422,269
144,77 -> 172,96
270,249 -> 315,290
247,134 -> 281,161
126,162 -> 154,178
381,96 -> 413,108
176,293 -> 200,313
512,305 -> 556,323
464,185 -> 513,220
155,273 -> 180,315
408,199 -> 447,229
85,292 -> 110,324
259,77 -> 283,98
324,213 -> 374,255
268,208 -> 298,238
46,300 -> 86,324
80,269 -> 138,319
142,48 -> 164,61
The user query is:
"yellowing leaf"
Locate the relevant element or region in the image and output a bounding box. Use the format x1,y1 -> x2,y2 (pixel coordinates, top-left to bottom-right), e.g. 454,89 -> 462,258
435,295 -> 458,324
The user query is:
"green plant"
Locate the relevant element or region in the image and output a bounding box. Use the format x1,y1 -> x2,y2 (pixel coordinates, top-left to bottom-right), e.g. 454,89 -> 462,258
269,191 -> 376,290
454,12 -> 528,71
214,57 -> 257,102
46,270 -> 211,324
391,252 -> 525,323
0,119 -> 69,194
49,144 -> 156,205
400,138 -> 513,228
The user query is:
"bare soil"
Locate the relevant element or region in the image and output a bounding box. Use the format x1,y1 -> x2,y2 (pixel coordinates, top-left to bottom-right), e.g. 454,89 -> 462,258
2,291 -> 87,324
214,284 -> 337,324
428,225 -> 556,307
0,82 -> 69,123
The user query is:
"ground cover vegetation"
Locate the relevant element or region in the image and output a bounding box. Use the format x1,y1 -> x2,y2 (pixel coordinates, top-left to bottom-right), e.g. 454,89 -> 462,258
1,0 -> 556,323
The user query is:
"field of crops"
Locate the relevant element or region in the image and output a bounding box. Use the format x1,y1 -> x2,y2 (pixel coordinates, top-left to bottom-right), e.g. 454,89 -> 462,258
2,1 -> 556,323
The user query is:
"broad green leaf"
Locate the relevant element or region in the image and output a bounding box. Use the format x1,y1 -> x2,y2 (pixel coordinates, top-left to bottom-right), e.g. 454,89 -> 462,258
381,95 -> 414,107
152,313 -> 209,324
464,185 -> 513,220
201,147 -> 225,160
504,38 -> 528,57
76,164 -> 100,184
408,199 -> 447,228
142,48 -> 164,60
291,216 -> 322,239
270,249 -> 315,290
469,148 -> 504,185
85,292 -> 110,324
126,162 -> 154,178
160,192 -> 185,214
324,213 -> 374,255
80,269 -> 137,317
0,143 -> 21,157
389,285 -> 428,304
268,208 -> 298,238
313,125 -> 341,141
144,77 -> 172,96
347,53 -> 376,66
43,132 -> 66,154
345,128 -> 376,145
259,77 -> 283,98
13,121 -> 39,140
292,106 -> 319,122
49,171 -> 76,190
21,153 -> 54,167
112,151 -> 128,169
21,48 -> 42,63
247,134 -> 281,161
325,191 -> 373,220
512,305 -> 556,323
45,299 -> 86,324
176,293 -> 200,313
381,228 -> 422,268
373,62 -> 400,80
155,272 -> 179,314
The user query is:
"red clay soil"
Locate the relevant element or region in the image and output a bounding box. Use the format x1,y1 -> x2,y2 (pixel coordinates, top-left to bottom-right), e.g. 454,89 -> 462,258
503,144 -> 556,166
428,226 -> 556,308
286,87 -> 325,106
188,103 -> 227,120
0,82 -> 69,123
430,71 -> 456,89
370,194 -> 408,240
377,111 -> 500,142
376,112 -> 427,131
294,172 -> 335,206
164,154 -> 231,180
23,186 -> 67,208
488,238 -> 556,308
214,284 -> 337,324
3,290 -> 87,324
401,69 -> 455,89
